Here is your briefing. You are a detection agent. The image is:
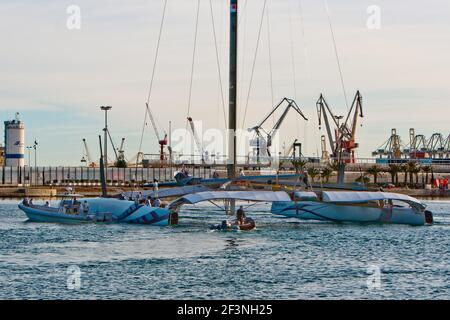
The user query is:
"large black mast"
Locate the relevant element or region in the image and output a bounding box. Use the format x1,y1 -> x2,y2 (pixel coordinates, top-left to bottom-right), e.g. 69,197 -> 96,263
227,0 -> 238,180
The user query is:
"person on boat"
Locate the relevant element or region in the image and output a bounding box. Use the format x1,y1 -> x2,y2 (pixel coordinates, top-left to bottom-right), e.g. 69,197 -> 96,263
82,201 -> 89,215
181,165 -> 189,177
153,197 -> 161,208
212,171 -> 219,179
239,169 -> 246,177
29,199 -> 34,206
236,206 -> 246,225
73,198 -> 81,213
44,201 -> 50,207
153,179 -> 159,198
22,197 -> 29,206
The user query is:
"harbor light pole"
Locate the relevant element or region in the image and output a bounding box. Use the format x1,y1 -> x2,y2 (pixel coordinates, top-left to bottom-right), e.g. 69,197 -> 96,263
26,146 -> 32,167
100,106 -> 112,169
33,140 -> 38,186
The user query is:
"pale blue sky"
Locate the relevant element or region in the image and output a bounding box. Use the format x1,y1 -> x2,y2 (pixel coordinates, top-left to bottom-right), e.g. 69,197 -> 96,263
1,0 -> 449,165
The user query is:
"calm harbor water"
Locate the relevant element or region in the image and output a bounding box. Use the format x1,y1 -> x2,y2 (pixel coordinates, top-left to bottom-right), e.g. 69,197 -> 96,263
0,199 -> 449,299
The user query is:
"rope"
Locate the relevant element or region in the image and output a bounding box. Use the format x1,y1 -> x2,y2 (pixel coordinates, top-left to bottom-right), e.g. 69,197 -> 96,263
137,0 -> 168,156
240,0 -> 268,131
184,0 -> 201,154
298,0 -> 312,156
324,0 -> 350,111
186,0 -> 201,119
289,8 -> 299,138
266,1 -> 275,125
209,0 -> 227,128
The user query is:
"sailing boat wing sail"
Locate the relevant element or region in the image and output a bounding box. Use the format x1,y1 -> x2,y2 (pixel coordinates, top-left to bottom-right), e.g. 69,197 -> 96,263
322,191 -> 424,207
169,191 -> 291,209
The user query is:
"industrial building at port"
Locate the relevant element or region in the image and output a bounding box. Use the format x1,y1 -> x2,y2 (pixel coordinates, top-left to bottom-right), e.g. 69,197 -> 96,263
2,109 -> 450,190
1,113 -> 25,168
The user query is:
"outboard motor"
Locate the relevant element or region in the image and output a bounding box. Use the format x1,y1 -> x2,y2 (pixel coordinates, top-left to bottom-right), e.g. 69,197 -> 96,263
424,210 -> 433,224
169,211 -> 179,226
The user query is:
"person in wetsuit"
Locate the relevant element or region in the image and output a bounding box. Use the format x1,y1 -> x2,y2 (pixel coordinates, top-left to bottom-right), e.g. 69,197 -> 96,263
236,206 -> 246,225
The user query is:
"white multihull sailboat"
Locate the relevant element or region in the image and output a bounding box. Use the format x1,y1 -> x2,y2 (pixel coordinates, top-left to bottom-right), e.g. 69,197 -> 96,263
271,191 -> 433,226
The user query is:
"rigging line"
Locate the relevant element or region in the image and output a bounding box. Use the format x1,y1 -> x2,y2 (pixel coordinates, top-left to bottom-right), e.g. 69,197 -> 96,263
186,0 -> 201,119
238,2 -> 248,111
298,0 -> 312,155
209,0 -> 227,128
289,9 -> 299,138
237,0 -> 248,26
266,0 -> 275,125
137,0 -> 168,156
324,0 -> 350,111
240,0 -> 268,132
289,12 -> 298,101
184,0 -> 201,154
298,0 -> 311,81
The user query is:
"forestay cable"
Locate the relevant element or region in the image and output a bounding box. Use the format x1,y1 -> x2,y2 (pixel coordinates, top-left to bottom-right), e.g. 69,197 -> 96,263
209,0 -> 227,128
324,0 -> 350,111
137,0 -> 168,156
240,0 -> 268,130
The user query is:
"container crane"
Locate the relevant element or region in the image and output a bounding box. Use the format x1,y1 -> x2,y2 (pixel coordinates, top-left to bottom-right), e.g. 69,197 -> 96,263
187,117 -> 205,164
316,90 -> 363,164
248,98 -> 308,163
372,129 -> 403,160
146,102 -> 167,161
81,139 -> 96,167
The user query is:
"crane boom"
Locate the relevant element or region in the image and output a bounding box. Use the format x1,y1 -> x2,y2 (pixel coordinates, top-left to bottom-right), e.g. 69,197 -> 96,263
82,139 -> 96,167
316,91 -> 364,163
187,117 -> 204,162
146,102 -> 161,141
249,98 -> 308,159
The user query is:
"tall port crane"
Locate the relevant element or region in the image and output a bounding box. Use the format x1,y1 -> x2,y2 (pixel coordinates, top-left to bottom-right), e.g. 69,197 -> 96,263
249,98 -> 308,164
316,90 -> 363,164
146,102 -> 167,161
81,139 -> 96,167
187,117 -> 205,164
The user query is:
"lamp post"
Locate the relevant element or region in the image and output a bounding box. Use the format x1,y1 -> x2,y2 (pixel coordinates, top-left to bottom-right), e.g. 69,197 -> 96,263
100,106 -> 112,168
26,146 -> 32,167
33,140 -> 38,186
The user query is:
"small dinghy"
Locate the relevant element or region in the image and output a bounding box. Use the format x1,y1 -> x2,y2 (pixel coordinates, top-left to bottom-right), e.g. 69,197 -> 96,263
211,217 -> 256,231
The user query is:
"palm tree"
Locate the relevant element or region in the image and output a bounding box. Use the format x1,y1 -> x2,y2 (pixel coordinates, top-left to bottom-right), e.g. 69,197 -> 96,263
400,163 -> 408,186
387,164 -> 401,185
291,159 -> 307,174
421,165 -> 432,184
406,161 -> 419,185
307,167 -> 320,183
411,165 -> 421,185
321,167 -> 334,183
365,165 -> 383,184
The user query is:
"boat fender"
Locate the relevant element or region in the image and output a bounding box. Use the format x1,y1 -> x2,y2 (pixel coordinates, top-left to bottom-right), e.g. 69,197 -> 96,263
424,210 -> 433,224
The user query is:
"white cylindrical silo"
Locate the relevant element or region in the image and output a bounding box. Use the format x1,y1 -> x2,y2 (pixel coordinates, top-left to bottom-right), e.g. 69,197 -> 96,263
4,115 -> 25,167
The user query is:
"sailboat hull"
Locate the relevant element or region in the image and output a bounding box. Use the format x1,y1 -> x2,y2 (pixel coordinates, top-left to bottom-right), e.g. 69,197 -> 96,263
271,201 -> 426,226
